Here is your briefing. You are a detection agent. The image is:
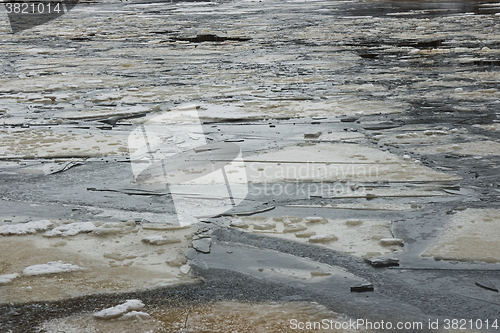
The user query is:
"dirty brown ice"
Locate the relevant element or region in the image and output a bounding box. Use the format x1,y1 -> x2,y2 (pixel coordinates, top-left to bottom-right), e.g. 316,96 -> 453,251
0,0 -> 500,332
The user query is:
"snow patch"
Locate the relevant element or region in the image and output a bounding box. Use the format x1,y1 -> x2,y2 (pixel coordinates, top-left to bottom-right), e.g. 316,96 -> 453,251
0,220 -> 53,235
94,299 -> 146,320
22,261 -> 83,276
44,222 -> 95,237
0,273 -> 20,285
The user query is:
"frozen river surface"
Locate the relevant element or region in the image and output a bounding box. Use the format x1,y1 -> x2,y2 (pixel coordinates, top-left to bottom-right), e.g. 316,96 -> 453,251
1,0 -> 500,332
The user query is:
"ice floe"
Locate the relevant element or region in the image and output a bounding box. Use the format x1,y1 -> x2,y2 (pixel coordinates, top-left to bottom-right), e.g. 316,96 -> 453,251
0,220 -> 53,235
141,235 -> 182,245
22,261 -> 83,276
0,219 -> 195,303
0,273 -> 19,285
423,209 -> 500,263
228,215 -> 403,258
44,222 -> 96,237
415,140 -> 500,156
94,299 -> 145,320
245,143 -> 460,183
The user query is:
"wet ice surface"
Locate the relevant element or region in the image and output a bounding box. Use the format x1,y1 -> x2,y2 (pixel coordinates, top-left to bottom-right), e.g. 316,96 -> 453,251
0,219 -> 195,304
40,301 -> 367,333
1,0 -> 500,331
424,208 -> 500,263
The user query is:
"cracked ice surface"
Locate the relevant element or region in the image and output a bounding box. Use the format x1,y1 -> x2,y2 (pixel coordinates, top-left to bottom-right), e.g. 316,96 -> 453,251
228,215 -> 403,258
0,0 -> 499,326
423,209 -> 500,263
0,219 -> 195,303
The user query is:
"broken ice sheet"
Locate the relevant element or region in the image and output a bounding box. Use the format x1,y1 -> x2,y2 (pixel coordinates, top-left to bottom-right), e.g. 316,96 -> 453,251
0,220 -> 195,303
414,140 -> 500,156
245,143 -> 460,183
241,98 -> 406,118
287,202 -> 420,211
0,128 -> 129,158
44,222 -> 96,237
0,74 -> 140,94
423,209 -> 500,263
227,215 -> 402,258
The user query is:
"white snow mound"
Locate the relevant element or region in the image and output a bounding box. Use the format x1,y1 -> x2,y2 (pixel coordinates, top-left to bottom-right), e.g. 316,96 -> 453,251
118,311 -> 151,320
44,222 -> 95,237
0,220 -> 53,235
22,261 -> 82,276
0,273 -> 20,285
94,299 -> 146,320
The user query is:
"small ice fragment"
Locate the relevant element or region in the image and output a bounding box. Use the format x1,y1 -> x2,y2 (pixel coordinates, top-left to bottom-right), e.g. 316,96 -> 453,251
379,238 -> 404,246
253,222 -> 276,230
455,88 -> 464,93
118,311 -> 151,320
403,154 -> 411,160
283,224 -> 307,233
229,219 -> 249,229
0,273 -> 19,285
192,238 -> 211,253
92,221 -> 135,236
345,219 -> 363,226
0,220 -> 52,235
141,236 -> 181,245
295,231 -> 316,238
94,305 -> 127,319
44,222 -> 95,237
22,261 -> 82,276
176,103 -> 201,110
94,299 -> 145,320
179,264 -> 191,275
304,217 -> 326,224
123,300 -> 146,311
278,216 -> 303,224
308,234 -> 338,243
